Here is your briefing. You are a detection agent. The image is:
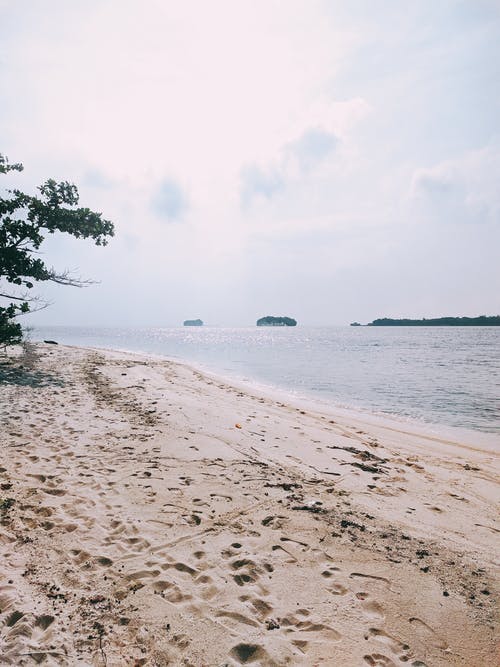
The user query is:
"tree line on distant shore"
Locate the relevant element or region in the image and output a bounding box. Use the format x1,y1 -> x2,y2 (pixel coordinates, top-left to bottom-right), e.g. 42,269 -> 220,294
367,316 -> 500,326
256,316 -> 297,326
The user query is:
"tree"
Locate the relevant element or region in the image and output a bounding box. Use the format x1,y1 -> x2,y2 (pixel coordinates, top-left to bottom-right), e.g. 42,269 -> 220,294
0,153 -> 114,345
256,315 -> 297,326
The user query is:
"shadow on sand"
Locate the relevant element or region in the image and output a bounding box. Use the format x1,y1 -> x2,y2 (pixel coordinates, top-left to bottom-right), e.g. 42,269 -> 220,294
0,345 -> 64,388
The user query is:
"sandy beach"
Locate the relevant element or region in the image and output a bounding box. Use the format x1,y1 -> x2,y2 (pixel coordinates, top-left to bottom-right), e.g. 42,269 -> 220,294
0,342 -> 498,666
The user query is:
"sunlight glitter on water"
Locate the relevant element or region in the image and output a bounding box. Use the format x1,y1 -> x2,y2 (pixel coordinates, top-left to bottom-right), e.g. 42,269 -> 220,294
33,325 -> 500,435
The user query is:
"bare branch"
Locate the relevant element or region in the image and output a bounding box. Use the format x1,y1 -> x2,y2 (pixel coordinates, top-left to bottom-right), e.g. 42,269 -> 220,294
47,268 -> 99,287
0,292 -> 28,301
0,285 -> 50,312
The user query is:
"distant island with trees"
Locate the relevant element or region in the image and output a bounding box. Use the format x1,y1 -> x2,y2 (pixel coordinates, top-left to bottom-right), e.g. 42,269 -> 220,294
183,319 -> 203,326
351,316 -> 500,327
257,316 -> 297,327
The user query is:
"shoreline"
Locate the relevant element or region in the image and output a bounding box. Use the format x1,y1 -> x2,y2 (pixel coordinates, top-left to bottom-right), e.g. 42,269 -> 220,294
0,342 -> 498,665
35,340 -> 500,451
29,327 -> 500,441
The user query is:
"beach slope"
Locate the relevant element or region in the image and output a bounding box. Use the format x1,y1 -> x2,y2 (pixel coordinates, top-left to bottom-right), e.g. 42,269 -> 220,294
0,344 -> 498,665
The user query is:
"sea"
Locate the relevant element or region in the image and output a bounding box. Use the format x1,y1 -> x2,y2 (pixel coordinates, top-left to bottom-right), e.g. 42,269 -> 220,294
31,325 -> 500,438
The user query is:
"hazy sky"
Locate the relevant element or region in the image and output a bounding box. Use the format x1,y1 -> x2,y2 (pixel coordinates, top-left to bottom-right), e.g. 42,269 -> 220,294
1,0 -> 499,326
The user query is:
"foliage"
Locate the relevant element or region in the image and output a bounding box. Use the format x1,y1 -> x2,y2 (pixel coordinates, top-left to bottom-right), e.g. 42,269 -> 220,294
0,153 -> 114,346
0,304 -> 23,345
256,315 -> 297,326
368,316 -> 500,326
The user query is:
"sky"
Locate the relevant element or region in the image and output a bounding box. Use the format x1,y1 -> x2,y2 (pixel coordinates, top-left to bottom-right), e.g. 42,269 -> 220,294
1,0 -> 499,326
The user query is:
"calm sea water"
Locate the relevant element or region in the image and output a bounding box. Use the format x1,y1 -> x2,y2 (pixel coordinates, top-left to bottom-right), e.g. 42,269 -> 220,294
31,326 -> 500,436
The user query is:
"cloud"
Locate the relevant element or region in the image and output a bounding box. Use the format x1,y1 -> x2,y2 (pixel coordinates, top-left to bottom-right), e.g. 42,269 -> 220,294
413,170 -> 457,197
2,1 -> 499,325
240,125 -> 338,207
285,127 -> 337,172
411,141 -> 500,224
240,164 -> 284,206
82,168 -> 114,189
151,179 -> 188,222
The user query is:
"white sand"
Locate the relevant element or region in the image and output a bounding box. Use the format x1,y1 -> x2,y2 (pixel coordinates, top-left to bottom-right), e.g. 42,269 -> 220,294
0,343 -> 498,666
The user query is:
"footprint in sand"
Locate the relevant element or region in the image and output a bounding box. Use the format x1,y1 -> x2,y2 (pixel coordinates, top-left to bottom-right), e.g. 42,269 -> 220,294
271,544 -> 297,563
279,613 -> 343,652
216,609 -> 260,628
367,628 -> 411,662
162,561 -> 198,577
261,515 -> 288,529
409,616 -> 448,649
329,583 -> 349,595
42,487 -> 66,497
321,567 -> 340,578
294,619 -> 342,641
194,574 -> 219,600
364,654 -> 398,667
244,596 -> 273,619
1,610 -> 58,663
356,592 -> 385,620
151,580 -> 192,603
193,550 -> 206,559
350,572 -> 391,587
70,549 -> 92,566
230,643 -> 270,664
95,556 -> 113,567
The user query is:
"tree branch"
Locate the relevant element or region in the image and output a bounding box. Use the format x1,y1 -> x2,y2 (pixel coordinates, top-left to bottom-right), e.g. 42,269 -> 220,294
47,268 -> 98,287
0,292 -> 27,301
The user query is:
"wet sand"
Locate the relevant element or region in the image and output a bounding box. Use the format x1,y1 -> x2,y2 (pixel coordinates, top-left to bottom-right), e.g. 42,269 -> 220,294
0,343 -> 498,666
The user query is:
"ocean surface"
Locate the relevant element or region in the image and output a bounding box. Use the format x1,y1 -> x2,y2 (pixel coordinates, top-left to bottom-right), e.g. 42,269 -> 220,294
31,325 -> 500,436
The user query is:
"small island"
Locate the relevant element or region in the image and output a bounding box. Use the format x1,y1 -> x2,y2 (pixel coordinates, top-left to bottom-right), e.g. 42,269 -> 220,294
366,316 -> 500,326
350,322 -> 361,327
183,319 -> 203,326
256,316 -> 297,327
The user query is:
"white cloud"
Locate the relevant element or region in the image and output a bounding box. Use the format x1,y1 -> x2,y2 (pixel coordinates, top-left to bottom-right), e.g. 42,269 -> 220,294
412,141 -> 500,224
1,1 -> 499,325
286,127 -> 338,172
151,179 -> 189,222
239,124 -> 340,207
